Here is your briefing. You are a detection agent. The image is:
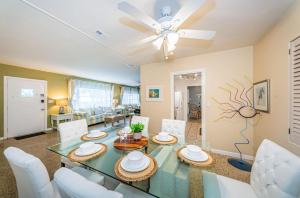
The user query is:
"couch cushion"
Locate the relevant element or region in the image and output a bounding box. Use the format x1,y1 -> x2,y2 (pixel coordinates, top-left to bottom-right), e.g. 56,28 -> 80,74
251,139 -> 300,198
94,107 -> 104,115
217,175 -> 257,198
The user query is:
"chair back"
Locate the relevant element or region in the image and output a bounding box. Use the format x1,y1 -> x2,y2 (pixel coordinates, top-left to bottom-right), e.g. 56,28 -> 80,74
3,147 -> 56,198
161,119 -> 186,144
58,119 -> 88,143
131,116 -> 150,136
251,139 -> 300,198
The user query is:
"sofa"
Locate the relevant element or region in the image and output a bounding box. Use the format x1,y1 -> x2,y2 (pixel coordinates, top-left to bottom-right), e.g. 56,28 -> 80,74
73,107 -> 113,125
73,105 -> 139,125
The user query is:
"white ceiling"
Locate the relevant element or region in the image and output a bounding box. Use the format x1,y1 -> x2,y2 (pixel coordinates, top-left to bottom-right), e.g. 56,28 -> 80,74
0,0 -> 295,85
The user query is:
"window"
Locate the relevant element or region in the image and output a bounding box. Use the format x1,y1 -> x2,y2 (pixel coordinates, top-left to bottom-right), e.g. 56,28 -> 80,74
21,89 -> 34,97
121,86 -> 140,105
289,36 -> 300,145
69,79 -> 113,110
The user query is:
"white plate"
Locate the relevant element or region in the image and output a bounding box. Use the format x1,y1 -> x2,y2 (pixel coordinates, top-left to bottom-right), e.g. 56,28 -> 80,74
86,131 -> 106,138
75,144 -> 103,156
180,148 -> 208,162
121,156 -> 150,172
155,135 -> 173,142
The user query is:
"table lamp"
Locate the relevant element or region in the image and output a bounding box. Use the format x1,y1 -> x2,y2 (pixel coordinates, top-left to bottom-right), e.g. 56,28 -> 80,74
56,99 -> 68,114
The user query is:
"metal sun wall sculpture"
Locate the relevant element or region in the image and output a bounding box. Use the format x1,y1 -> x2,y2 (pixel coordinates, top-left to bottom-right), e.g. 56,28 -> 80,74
212,76 -> 259,171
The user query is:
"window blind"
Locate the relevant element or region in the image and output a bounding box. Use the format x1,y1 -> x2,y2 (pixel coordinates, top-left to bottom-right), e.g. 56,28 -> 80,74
289,36 -> 300,145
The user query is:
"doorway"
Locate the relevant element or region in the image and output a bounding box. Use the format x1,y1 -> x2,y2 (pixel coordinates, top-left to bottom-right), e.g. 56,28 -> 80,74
172,71 -> 204,146
4,76 -> 47,138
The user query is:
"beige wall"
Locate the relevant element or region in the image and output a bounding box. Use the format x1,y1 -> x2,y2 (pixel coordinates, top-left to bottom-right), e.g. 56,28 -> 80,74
253,1 -> 300,156
141,46 -> 254,155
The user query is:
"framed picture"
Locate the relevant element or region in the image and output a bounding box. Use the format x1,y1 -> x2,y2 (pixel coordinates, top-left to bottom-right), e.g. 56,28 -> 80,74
253,79 -> 270,113
146,86 -> 163,101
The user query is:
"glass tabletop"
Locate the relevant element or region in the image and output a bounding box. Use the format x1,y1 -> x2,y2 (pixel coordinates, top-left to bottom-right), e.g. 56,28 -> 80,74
48,127 -> 215,198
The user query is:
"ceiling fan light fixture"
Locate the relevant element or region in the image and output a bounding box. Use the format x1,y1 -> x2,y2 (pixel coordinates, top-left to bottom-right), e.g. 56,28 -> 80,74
167,32 -> 179,45
152,37 -> 164,50
167,43 -> 176,52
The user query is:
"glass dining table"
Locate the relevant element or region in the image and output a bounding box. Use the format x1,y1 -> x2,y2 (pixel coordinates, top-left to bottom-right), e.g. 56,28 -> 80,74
48,126 -> 215,198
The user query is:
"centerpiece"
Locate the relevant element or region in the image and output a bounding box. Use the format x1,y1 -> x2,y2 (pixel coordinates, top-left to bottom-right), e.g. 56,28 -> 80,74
130,123 -> 144,140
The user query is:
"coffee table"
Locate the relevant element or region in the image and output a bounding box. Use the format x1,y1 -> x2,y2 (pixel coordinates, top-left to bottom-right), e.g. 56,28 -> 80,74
104,114 -> 126,127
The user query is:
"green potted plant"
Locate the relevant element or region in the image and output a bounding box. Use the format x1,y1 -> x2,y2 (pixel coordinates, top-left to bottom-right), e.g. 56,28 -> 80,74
130,122 -> 144,140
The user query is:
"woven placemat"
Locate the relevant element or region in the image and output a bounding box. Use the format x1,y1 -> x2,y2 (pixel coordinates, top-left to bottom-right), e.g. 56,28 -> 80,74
176,147 -> 213,167
81,132 -> 108,141
68,143 -> 107,162
151,134 -> 178,145
114,155 -> 158,182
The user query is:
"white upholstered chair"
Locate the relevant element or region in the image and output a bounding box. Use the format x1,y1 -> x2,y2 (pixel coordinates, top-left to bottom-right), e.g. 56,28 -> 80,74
203,139 -> 300,198
58,119 -> 105,185
58,119 -> 88,143
161,119 -> 186,144
4,147 -> 122,198
131,116 -> 150,136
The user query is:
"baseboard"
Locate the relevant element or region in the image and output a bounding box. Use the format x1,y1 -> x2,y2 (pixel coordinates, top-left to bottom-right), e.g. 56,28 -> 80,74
45,128 -> 53,132
211,148 -> 254,160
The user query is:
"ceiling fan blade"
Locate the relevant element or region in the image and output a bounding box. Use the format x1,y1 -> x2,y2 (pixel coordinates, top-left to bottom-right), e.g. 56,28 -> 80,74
118,1 -> 161,32
139,35 -> 159,45
171,0 -> 206,30
178,29 -> 216,40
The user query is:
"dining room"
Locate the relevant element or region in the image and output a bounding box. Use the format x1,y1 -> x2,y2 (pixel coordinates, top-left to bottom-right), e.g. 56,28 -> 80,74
1,117 -> 251,198
2,0 -> 300,197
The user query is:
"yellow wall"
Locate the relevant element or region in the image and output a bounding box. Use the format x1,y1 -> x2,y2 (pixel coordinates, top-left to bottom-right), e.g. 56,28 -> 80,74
0,63 -> 122,137
141,46 -> 254,155
253,1 -> 300,156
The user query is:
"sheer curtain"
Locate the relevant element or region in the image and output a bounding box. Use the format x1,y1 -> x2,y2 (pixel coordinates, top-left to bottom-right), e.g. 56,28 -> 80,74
69,79 -> 113,111
121,86 -> 140,105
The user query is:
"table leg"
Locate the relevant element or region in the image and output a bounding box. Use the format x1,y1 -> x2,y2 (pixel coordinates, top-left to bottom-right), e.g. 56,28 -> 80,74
146,178 -> 150,193
104,120 -> 107,127
112,120 -> 114,127
56,120 -> 60,130
51,119 -> 54,129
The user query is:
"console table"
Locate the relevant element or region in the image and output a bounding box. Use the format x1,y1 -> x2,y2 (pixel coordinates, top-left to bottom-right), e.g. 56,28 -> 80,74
51,113 -> 73,130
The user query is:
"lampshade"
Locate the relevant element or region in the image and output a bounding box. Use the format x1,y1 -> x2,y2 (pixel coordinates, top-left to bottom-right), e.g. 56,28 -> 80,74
56,99 -> 68,106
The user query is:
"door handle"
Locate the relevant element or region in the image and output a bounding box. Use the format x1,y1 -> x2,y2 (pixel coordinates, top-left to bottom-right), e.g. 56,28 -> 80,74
41,109 -> 45,111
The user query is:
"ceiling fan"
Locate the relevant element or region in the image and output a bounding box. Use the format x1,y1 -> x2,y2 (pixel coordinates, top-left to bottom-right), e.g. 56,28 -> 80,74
118,0 -> 216,60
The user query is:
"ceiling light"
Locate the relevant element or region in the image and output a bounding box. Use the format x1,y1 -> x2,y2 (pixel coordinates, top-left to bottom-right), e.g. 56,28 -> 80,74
152,37 -> 164,49
167,32 -> 179,45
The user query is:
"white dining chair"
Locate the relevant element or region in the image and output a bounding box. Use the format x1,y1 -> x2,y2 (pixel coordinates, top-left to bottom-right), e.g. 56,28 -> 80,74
58,119 -> 105,185
161,119 -> 186,144
203,139 -> 300,198
131,116 -> 150,136
58,119 -> 88,143
3,147 -> 122,198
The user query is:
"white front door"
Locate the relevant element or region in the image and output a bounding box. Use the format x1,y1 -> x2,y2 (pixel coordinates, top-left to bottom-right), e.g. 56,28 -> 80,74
5,76 -> 47,138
